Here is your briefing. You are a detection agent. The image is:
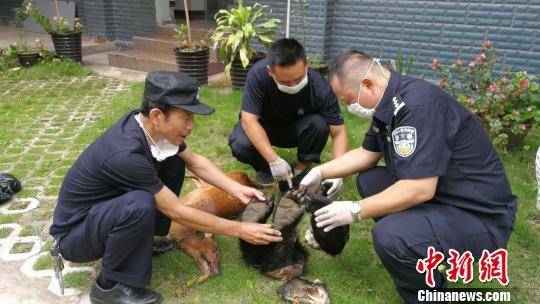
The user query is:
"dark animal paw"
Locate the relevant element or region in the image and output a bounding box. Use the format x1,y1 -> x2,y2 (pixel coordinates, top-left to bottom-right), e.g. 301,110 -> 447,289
273,197 -> 305,231
239,195 -> 274,223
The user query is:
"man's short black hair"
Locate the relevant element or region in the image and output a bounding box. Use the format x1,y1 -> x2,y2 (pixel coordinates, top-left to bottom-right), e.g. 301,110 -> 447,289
140,98 -> 172,117
267,38 -> 307,67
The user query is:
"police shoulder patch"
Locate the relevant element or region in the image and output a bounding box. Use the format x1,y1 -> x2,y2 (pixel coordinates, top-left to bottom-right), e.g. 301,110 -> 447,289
392,126 -> 417,157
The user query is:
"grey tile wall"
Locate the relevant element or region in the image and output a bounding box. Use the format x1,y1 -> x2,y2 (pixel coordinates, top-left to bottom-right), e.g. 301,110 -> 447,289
250,0 -> 540,78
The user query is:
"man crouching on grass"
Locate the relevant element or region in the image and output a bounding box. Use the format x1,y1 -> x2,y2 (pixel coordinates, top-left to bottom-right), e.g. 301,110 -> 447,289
49,71 -> 282,304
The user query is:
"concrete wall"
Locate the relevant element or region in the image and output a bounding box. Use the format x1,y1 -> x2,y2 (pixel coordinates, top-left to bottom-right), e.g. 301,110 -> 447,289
1,0 -> 75,32
79,0 -> 156,45
6,0 -> 536,76
246,0 -> 330,58
329,0 -> 540,78
250,0 -> 540,78
0,0 -> 20,26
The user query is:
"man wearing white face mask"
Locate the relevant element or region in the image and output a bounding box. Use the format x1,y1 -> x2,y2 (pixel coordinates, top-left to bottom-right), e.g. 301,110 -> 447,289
50,71 -> 283,304
300,50 -> 516,303
228,38 -> 348,197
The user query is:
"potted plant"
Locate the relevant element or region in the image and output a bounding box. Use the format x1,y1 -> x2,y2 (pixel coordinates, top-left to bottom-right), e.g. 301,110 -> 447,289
26,1 -> 83,63
173,24 -> 211,85
433,40 -> 539,150
12,3 -> 40,67
308,54 -> 328,75
211,0 -> 280,90
0,45 -> 20,72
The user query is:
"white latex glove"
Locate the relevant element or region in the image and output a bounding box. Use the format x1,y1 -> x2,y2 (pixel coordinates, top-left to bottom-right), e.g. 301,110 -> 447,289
315,201 -> 357,232
299,167 -> 322,194
269,156 -> 292,186
304,227 -> 320,250
324,178 -> 343,200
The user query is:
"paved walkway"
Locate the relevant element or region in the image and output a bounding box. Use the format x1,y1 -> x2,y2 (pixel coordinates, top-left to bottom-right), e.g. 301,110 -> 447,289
0,75 -> 129,303
0,26 -> 115,56
0,25 -> 228,303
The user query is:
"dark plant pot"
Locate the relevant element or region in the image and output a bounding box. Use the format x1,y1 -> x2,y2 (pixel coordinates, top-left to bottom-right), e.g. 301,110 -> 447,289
230,52 -> 266,91
17,52 -> 41,67
506,125 -> 532,149
51,32 -> 82,63
312,63 -> 329,75
174,47 -> 210,85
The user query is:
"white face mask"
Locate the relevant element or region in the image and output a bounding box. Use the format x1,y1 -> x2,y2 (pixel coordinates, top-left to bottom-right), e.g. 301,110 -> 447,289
135,113 -> 180,162
347,58 -> 388,119
273,70 -> 308,94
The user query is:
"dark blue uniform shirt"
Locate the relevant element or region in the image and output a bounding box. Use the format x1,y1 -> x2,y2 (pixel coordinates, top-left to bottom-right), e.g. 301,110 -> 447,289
50,110 -> 187,238
362,71 -> 517,228
242,58 -> 344,128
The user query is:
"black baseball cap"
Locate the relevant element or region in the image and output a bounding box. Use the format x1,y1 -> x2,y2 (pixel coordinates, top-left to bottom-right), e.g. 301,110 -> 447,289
143,71 -> 215,115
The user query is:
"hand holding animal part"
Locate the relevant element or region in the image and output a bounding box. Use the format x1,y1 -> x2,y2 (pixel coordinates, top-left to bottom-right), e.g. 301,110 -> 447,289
239,189 -> 307,280
238,222 -> 282,245
232,185 -> 266,204
323,178 -> 343,200
295,193 -> 350,256
315,201 -> 357,232
269,156 -> 292,186
299,167 -> 323,194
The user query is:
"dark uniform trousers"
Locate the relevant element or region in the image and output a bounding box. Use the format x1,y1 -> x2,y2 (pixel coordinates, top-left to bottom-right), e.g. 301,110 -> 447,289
228,113 -> 329,172
357,166 -> 513,304
58,156 -> 185,287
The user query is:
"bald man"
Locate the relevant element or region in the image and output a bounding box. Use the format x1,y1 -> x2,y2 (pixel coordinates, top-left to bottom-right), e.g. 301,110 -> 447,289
300,50 -> 516,303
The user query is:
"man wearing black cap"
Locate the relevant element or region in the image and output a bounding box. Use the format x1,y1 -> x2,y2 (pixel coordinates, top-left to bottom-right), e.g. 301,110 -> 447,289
50,71 -> 282,304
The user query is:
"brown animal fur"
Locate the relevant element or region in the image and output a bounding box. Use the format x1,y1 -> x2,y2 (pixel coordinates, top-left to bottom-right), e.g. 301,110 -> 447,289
167,171 -> 265,283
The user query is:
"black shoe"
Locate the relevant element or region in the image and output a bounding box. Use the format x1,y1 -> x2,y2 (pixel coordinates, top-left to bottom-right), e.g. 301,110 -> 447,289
90,281 -> 162,304
152,239 -> 174,256
255,170 -> 274,186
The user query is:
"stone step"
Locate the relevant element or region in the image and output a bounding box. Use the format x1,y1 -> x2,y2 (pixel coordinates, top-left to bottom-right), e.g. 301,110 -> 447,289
82,38 -> 117,56
133,36 -> 177,55
108,50 -> 177,72
132,36 -> 219,62
107,49 -> 226,75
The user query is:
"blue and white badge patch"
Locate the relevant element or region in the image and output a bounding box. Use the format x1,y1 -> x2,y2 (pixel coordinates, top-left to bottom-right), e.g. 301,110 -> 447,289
392,126 -> 417,157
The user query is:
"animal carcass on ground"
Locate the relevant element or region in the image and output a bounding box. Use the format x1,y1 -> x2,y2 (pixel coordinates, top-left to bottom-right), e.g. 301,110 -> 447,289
167,171 -> 261,283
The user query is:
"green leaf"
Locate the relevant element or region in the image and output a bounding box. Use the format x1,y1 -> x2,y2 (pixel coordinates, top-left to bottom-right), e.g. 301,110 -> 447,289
219,40 -> 228,60
257,35 -> 273,44
186,277 -> 196,287
239,47 -> 249,68
224,62 -> 232,77
257,19 -> 280,29
211,31 -> 224,47
226,31 -> 242,55
209,0 -> 279,74
406,55 -> 414,75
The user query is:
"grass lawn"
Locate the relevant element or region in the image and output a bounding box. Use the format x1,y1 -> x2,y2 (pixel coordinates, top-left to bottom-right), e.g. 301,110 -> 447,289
0,62 -> 538,303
